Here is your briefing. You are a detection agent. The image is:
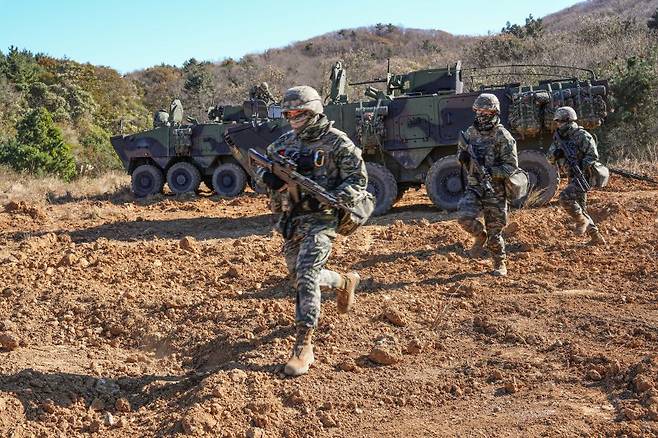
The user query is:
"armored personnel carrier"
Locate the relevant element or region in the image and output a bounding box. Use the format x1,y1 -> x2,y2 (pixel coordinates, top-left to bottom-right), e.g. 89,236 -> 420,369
227,61 -> 609,215
110,99 -> 287,197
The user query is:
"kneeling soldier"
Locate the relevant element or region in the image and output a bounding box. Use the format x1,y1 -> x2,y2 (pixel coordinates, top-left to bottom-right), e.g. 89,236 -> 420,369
256,85 -> 368,376
547,106 -> 606,245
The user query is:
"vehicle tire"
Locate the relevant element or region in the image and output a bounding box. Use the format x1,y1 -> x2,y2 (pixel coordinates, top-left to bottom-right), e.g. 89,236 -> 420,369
166,162 -> 201,194
425,156 -> 464,211
365,162 -> 398,216
212,163 -> 248,198
516,150 -> 558,208
131,164 -> 164,197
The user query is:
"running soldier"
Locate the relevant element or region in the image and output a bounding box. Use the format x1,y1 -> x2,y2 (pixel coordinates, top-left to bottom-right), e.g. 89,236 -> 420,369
256,85 -> 367,376
457,93 -> 519,277
546,106 -> 606,245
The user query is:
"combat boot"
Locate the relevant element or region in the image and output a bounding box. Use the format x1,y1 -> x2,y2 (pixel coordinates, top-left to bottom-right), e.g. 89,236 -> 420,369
587,229 -> 606,246
492,258 -> 507,277
574,214 -> 589,235
468,232 -> 487,258
337,272 -> 359,314
284,326 -> 314,376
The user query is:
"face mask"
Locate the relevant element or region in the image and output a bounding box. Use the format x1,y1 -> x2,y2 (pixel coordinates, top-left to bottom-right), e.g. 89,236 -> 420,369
557,121 -> 571,136
474,112 -> 498,130
286,111 -> 314,132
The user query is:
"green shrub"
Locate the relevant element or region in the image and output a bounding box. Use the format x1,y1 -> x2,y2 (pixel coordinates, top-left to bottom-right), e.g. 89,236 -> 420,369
599,49 -> 658,160
75,125 -> 122,175
0,107 -> 77,180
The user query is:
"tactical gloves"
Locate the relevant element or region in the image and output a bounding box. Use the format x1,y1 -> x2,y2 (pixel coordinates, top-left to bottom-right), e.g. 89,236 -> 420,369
262,171 -> 285,190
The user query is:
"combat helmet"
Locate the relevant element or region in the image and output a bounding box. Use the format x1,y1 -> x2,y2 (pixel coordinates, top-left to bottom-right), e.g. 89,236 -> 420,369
553,106 -> 578,122
472,93 -> 500,113
282,86 -> 323,115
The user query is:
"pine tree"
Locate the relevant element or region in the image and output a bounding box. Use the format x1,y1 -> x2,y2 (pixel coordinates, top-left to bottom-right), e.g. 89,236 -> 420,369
0,108 -> 76,180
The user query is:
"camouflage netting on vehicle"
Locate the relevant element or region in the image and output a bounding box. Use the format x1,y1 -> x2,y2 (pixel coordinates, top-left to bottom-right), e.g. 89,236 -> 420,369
509,85 -> 607,137
508,90 -> 550,138
543,86 -> 607,131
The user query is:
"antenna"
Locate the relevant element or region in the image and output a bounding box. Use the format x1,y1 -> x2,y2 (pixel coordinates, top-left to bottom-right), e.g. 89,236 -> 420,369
387,58 -> 390,74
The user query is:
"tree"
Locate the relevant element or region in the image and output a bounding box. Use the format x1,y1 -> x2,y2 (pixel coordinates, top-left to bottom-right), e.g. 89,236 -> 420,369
0,108 -> 76,180
501,14 -> 543,39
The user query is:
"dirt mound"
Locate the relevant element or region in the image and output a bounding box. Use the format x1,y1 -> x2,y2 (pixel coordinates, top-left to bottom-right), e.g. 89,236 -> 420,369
0,179 -> 657,436
4,200 -> 47,221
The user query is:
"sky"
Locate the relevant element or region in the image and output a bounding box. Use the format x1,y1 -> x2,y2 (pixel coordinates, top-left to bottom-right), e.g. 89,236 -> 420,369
0,0 -> 581,73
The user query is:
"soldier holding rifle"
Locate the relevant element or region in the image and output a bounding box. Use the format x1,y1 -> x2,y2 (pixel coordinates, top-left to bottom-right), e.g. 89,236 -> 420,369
457,93 -> 519,277
547,106 -> 606,246
254,86 -> 371,376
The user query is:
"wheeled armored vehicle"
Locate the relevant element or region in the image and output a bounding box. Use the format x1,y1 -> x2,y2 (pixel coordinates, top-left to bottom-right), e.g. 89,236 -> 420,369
227,61 -> 609,215
110,99 -> 287,197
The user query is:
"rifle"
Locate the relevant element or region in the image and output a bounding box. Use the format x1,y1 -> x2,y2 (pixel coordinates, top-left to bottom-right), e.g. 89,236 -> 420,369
609,167 -> 658,184
248,148 -> 367,220
555,137 -> 591,192
458,131 -> 495,196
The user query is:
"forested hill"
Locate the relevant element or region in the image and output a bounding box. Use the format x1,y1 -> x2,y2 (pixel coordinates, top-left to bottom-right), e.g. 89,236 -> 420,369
1,0 -> 658,180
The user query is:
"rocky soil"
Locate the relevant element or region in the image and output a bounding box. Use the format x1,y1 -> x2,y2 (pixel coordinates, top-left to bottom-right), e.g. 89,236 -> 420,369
0,176 -> 657,437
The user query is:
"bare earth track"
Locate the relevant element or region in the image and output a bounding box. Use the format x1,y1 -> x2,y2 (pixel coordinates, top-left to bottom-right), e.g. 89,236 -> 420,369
0,177 -> 657,437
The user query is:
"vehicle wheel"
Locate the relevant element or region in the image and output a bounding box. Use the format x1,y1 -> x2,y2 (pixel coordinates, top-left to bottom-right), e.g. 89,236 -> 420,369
248,177 -> 268,195
365,162 -> 397,216
425,156 -> 464,211
131,164 -> 164,197
212,163 -> 247,197
516,150 -> 558,207
167,162 -> 201,194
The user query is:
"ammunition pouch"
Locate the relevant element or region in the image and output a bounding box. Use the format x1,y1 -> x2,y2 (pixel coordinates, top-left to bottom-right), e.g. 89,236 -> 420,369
505,167 -> 530,201
586,161 -> 610,188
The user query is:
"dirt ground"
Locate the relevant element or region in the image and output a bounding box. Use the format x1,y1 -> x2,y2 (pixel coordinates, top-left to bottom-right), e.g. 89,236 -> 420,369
0,175 -> 657,438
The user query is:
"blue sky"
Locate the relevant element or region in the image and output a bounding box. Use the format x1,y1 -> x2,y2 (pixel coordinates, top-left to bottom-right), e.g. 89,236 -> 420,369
0,0 -> 580,73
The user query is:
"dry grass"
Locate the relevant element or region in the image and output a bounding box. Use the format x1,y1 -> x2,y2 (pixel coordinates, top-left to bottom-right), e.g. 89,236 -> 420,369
607,158 -> 658,175
0,166 -> 130,205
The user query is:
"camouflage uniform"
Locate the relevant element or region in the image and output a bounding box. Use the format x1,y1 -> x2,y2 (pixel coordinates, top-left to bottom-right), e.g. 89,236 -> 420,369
249,82 -> 276,104
546,120 -> 600,236
262,102 -> 367,329
457,122 -> 518,263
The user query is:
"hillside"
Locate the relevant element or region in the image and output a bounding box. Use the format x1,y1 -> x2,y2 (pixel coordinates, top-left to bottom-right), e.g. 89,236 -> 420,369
1,0 -> 658,178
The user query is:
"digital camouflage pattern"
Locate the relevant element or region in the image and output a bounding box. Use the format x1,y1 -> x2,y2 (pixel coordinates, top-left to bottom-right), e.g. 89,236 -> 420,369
472,93 -> 501,113
547,121 -> 600,234
262,113 -> 368,328
457,119 -> 518,262
553,106 -> 578,122
281,86 -> 324,115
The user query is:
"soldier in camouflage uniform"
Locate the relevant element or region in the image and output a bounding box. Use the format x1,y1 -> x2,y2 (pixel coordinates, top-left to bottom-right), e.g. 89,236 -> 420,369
457,93 -> 519,277
249,82 -> 276,104
256,85 -> 367,376
546,106 -> 606,245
